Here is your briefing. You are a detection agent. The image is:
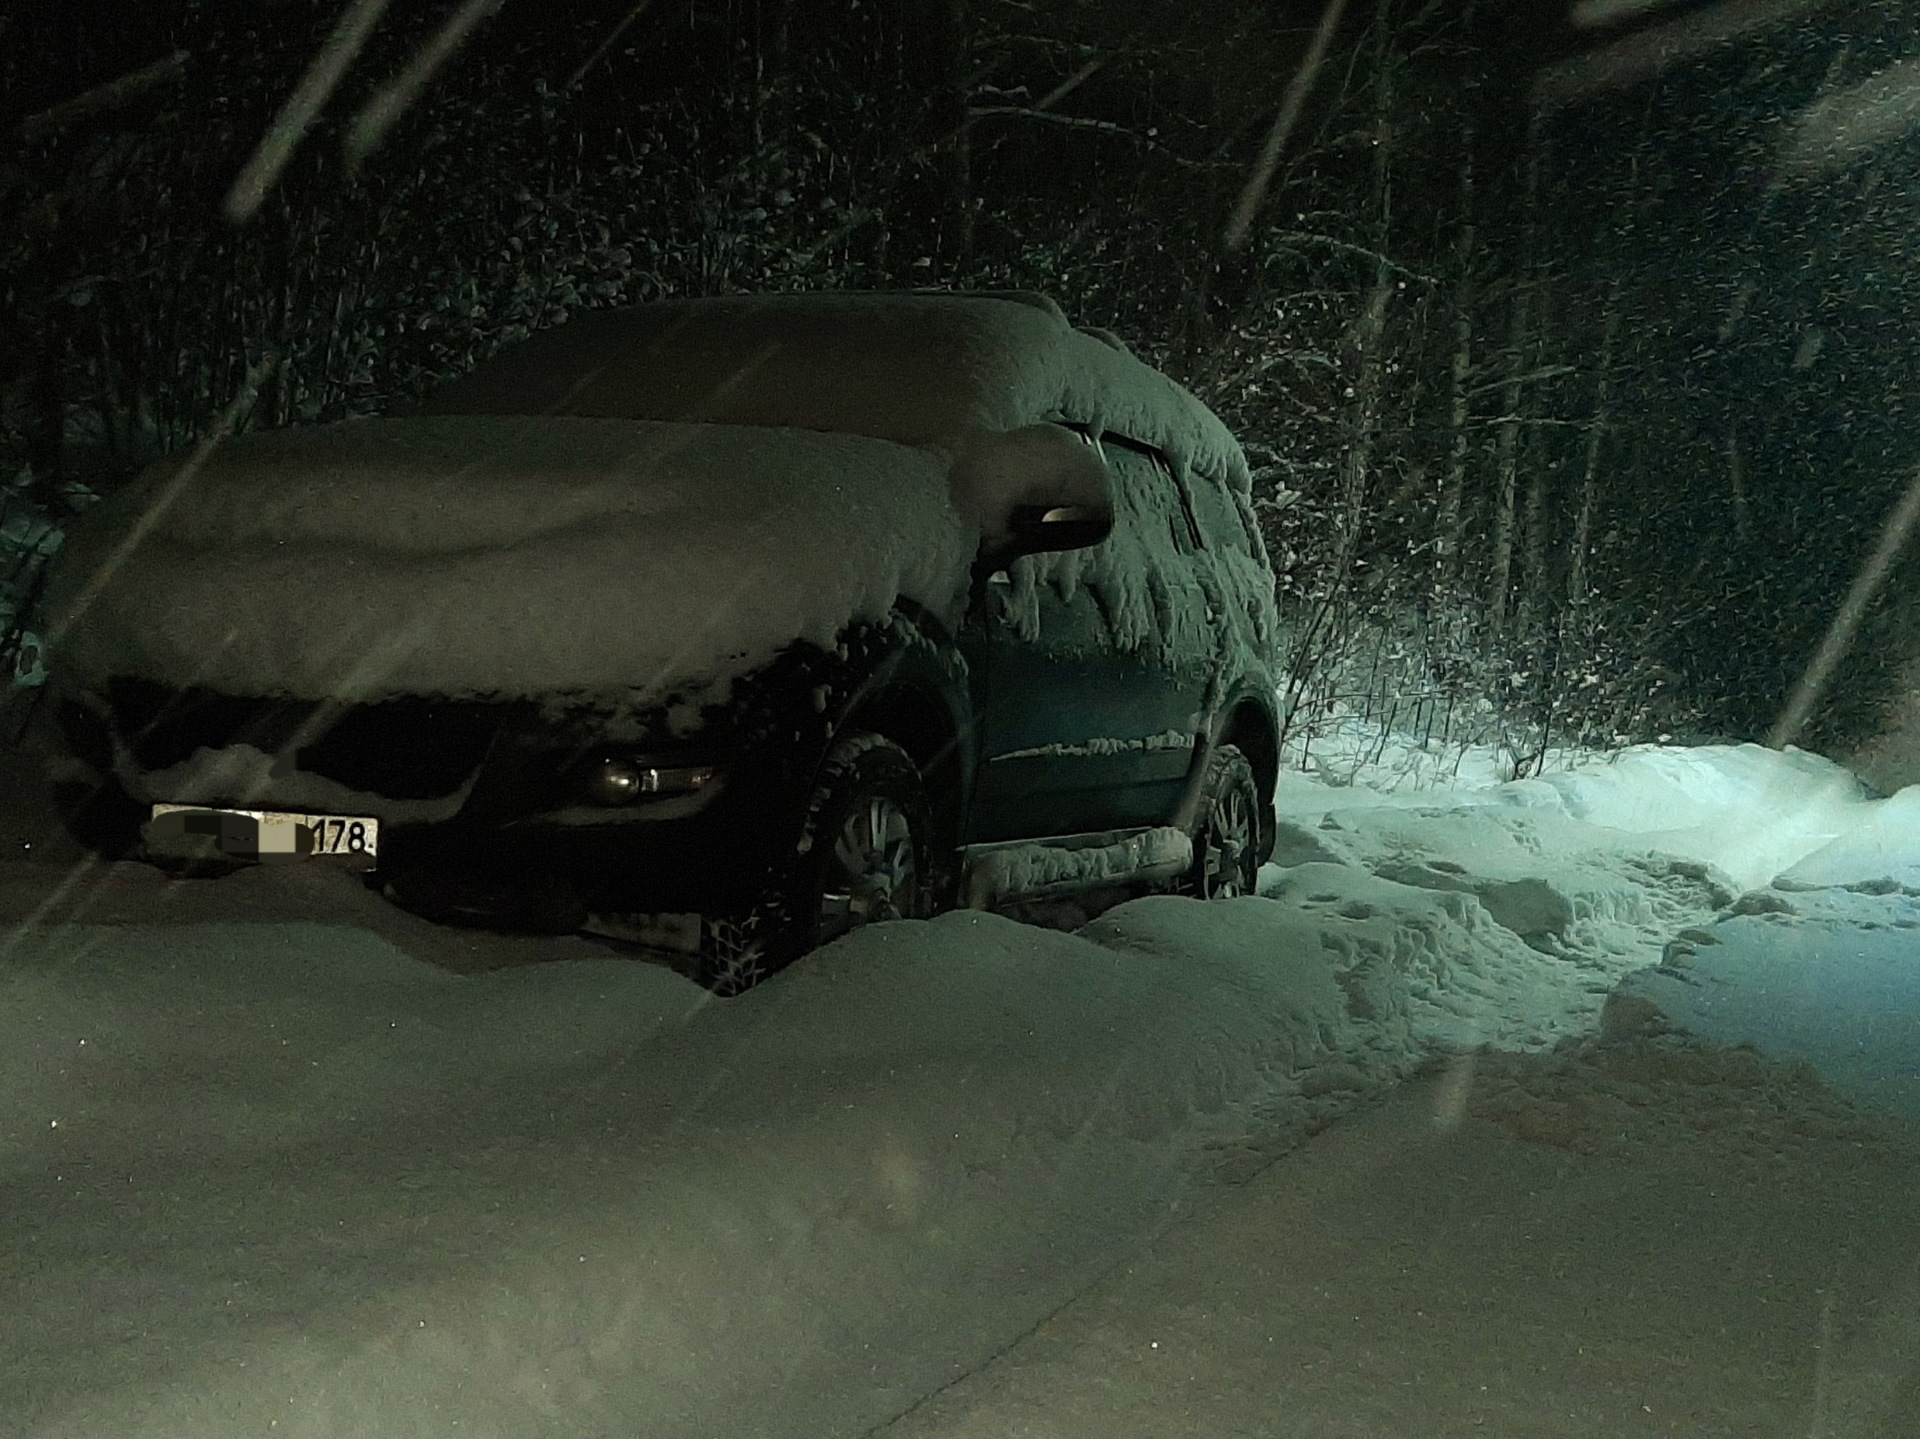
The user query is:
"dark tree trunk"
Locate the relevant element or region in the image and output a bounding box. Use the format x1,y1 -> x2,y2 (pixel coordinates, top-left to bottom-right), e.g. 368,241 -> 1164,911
900,0 -> 972,275
1488,106 -> 1543,638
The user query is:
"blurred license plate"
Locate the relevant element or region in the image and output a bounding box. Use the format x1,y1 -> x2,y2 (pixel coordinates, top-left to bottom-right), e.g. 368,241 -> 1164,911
149,804 -> 380,860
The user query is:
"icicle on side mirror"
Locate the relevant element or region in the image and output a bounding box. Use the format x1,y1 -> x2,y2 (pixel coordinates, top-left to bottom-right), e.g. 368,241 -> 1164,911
948,422 -> 1114,571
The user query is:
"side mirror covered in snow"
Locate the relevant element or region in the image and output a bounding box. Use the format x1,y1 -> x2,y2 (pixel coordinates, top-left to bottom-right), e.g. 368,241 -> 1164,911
948,423 -> 1114,569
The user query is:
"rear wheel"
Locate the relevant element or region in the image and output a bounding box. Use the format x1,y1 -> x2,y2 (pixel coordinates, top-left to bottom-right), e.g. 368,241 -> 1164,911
1185,743 -> 1261,900
696,731 -> 934,995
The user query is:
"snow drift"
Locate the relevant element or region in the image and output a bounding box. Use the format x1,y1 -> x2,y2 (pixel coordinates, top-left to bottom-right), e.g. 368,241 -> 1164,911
0,901 -> 1417,1439
6,730 -> 1920,1435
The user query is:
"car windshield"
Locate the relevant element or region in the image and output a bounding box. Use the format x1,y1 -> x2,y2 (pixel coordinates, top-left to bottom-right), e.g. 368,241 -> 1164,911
4,4 -> 1920,1438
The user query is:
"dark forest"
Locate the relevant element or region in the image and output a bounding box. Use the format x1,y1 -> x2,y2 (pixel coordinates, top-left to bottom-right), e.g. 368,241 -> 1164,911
6,0 -> 1919,768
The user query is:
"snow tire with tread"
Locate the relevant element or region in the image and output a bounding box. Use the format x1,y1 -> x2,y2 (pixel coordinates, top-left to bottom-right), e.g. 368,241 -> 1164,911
1185,743 -> 1261,900
695,730 -> 934,995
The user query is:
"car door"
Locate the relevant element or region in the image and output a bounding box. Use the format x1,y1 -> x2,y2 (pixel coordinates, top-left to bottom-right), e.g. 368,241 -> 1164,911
958,434 -> 1220,842
958,550 -> 1137,842
1079,438 -> 1219,828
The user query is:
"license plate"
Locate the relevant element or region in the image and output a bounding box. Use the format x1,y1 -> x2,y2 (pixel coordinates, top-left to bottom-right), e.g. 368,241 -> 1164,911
149,804 -> 380,860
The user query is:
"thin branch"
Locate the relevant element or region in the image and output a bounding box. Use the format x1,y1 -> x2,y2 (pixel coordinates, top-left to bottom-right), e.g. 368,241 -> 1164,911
965,107 -> 1227,168
1464,363 -> 1578,396
15,51 -> 190,144
1261,230 -> 1438,285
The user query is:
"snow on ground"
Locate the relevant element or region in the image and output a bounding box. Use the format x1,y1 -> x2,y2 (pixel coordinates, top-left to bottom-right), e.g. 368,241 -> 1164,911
2,722 -> 1918,1435
1616,885 -> 1920,1124
0,896 -> 1418,1439
888,1047 -> 1920,1439
1272,712 -> 1920,1122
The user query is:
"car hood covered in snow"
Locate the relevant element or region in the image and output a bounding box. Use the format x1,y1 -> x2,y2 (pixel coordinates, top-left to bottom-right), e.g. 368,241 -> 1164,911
44,415 -> 976,705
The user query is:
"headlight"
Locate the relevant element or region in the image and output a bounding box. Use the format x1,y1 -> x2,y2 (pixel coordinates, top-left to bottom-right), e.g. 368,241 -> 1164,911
585,757 -> 718,805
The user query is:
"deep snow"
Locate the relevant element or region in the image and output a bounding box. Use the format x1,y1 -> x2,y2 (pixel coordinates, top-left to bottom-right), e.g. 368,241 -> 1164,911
2,727 -> 1917,1435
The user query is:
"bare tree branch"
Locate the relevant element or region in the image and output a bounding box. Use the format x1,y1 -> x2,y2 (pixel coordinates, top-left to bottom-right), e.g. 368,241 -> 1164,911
15,51 -> 190,144
965,106 -> 1228,168
1262,230 -> 1437,285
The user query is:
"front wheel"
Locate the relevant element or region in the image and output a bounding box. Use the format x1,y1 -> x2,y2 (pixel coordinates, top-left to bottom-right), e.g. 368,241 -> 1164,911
696,731 -> 934,995
1185,743 -> 1261,900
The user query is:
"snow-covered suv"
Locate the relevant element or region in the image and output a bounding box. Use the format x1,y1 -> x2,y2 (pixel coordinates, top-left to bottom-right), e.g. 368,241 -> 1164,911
41,292 -> 1281,990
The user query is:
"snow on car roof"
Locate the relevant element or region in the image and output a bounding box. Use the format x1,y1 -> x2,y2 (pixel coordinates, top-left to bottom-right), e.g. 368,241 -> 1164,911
420,291 -> 1252,494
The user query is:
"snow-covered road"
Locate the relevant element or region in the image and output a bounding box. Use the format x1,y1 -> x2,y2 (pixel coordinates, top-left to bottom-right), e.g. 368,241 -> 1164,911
2,736 -> 1917,1436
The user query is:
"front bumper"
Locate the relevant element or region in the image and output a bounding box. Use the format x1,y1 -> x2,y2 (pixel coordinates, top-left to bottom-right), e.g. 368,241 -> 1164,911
374,779 -> 793,915
65,637 -> 859,919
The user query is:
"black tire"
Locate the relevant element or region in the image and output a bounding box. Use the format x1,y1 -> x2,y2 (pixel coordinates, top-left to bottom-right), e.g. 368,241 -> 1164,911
696,731 -> 933,995
1185,743 -> 1261,900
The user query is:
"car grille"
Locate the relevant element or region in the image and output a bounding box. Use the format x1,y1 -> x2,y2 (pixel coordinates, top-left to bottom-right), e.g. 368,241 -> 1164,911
107,678 -> 507,800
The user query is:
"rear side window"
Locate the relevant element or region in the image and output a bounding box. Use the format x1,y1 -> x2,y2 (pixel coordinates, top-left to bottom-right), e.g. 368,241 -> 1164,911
1101,439 -> 1201,555
1045,434 -> 1213,659
1187,470 -> 1256,557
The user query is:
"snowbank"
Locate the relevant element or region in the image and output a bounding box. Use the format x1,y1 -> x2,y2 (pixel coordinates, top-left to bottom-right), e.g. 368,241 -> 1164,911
1775,783 -> 1920,890
0,899 -> 1427,1439
45,417 -> 975,704
1261,717 -> 1920,1134
1612,885 -> 1920,1124
24,720 -> 1847,1434
8,712 -> 1919,1434
1501,743 -> 1870,893
1277,708 -> 1908,895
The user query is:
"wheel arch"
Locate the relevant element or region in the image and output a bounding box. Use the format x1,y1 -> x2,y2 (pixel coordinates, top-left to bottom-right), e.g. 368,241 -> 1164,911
1217,693 -> 1279,863
825,610 -> 974,882
840,679 -> 968,859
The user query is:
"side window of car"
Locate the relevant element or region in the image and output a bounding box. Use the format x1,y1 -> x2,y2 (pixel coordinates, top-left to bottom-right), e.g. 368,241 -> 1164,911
1068,435 -> 1221,659
1101,440 -> 1200,557
994,423 -> 1114,647
1185,469 -> 1254,557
